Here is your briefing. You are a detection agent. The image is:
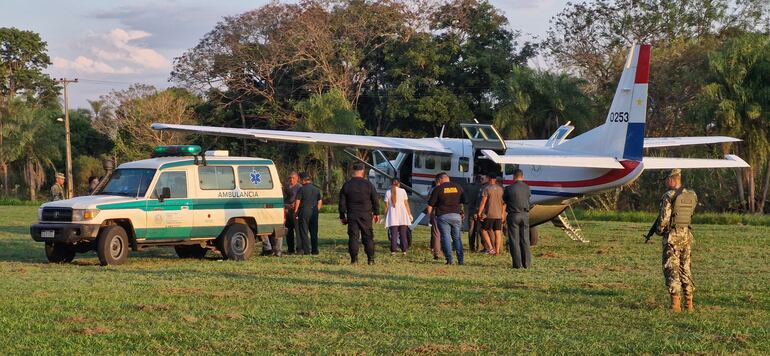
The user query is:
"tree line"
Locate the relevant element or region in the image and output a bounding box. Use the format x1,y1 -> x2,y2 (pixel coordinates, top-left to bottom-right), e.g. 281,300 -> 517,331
1,0 -> 769,213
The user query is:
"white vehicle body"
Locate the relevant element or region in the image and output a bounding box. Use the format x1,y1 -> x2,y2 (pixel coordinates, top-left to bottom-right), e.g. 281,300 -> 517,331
31,152 -> 284,264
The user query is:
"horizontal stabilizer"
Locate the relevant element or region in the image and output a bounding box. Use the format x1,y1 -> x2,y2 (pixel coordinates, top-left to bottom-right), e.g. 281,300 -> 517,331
644,136 -> 742,148
642,155 -> 749,169
481,150 -> 624,169
151,123 -> 453,154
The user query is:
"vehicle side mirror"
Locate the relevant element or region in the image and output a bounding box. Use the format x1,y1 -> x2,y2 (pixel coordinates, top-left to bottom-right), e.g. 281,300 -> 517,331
159,187 -> 171,202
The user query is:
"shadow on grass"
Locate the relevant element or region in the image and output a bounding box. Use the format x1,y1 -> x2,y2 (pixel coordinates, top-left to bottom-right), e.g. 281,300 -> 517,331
0,225 -> 30,235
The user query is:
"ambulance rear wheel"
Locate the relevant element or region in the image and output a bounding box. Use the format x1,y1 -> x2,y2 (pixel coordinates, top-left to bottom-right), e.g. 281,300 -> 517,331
96,225 -> 129,266
175,245 -> 208,259
45,242 -> 75,263
218,223 -> 254,261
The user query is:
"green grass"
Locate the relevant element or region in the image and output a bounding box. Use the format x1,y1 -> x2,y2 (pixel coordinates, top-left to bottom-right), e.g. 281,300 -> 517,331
1,206 -> 768,354
571,209 -> 770,226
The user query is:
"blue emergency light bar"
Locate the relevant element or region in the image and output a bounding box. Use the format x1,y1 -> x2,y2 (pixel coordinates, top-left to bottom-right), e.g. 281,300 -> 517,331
152,145 -> 202,157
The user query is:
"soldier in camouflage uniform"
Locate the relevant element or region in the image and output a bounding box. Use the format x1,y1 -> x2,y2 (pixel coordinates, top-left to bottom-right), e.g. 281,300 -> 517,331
50,173 -> 66,201
656,168 -> 697,312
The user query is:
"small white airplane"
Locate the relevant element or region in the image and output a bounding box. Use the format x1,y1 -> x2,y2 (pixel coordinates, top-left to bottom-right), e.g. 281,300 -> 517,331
152,44 -> 748,238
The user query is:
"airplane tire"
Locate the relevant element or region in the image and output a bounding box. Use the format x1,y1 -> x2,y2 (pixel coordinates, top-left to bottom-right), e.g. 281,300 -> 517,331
530,227 -> 538,246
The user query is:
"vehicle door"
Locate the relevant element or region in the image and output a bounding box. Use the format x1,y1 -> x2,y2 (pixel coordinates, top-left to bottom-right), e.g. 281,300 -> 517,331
145,170 -> 193,239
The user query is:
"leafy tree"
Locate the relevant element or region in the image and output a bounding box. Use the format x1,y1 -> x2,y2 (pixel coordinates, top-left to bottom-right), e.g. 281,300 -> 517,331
691,33 -> 770,213
0,27 -> 58,196
294,89 -> 364,197
95,85 -> 199,162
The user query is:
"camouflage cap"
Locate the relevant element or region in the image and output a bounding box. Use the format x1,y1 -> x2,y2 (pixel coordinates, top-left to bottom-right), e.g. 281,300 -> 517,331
666,168 -> 681,179
55,173 -> 65,179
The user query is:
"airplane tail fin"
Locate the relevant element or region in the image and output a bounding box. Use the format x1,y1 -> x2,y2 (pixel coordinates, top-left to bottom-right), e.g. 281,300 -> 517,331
557,44 -> 651,161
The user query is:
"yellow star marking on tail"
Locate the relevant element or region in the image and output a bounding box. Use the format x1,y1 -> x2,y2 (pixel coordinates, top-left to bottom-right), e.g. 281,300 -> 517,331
636,99 -> 643,106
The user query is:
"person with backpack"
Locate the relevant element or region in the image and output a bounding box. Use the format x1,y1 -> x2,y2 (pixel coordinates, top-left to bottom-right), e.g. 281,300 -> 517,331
655,169 -> 698,312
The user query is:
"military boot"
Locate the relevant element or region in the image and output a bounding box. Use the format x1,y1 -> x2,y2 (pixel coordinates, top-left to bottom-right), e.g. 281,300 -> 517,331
671,295 -> 681,313
685,295 -> 694,312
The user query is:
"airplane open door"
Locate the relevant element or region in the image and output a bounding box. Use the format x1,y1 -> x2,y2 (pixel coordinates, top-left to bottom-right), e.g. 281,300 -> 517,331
461,123 -> 507,177
460,123 -> 507,151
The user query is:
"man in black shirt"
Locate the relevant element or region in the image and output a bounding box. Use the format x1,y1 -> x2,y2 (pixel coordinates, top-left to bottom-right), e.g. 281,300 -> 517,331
427,172 -> 466,265
294,173 -> 322,255
339,163 -> 380,265
283,171 -> 301,254
503,169 -> 532,268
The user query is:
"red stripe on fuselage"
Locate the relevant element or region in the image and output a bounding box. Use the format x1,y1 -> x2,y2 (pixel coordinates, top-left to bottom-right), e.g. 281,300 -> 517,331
634,44 -> 651,84
412,172 -> 438,179
502,161 -> 640,188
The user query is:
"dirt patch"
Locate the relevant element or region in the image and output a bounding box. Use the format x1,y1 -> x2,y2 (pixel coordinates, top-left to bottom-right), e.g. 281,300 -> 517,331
297,311 -> 316,317
137,304 -> 171,312
538,252 -> 560,258
714,333 -> 749,345
75,326 -> 112,336
406,343 -> 485,355
182,315 -> 198,322
478,297 -> 506,306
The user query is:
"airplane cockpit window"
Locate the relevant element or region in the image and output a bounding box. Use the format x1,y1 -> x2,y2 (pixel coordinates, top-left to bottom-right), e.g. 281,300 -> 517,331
459,157 -> 470,173
425,156 -> 436,170
504,164 -> 517,176
414,154 -> 422,168
440,156 -> 451,171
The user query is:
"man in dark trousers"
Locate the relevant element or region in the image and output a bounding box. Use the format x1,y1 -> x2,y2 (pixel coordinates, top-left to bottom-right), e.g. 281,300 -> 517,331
503,168 -> 532,268
339,162 -> 380,265
294,172 -> 322,255
283,171 -> 301,255
427,172 -> 466,265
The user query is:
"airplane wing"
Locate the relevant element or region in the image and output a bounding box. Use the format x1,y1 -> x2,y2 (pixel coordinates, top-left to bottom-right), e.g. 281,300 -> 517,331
151,123 -> 452,154
642,155 -> 749,169
481,150 -> 624,169
643,136 -> 741,148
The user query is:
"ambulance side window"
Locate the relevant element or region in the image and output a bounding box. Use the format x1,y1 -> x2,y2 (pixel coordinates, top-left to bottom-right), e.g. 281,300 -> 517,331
152,171 -> 187,199
199,166 -> 235,190
238,166 -> 274,190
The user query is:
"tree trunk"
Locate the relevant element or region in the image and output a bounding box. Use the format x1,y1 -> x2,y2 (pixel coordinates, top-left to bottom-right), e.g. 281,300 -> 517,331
735,167 -> 746,212
27,159 -> 36,201
759,161 -> 770,213
747,168 -> 756,213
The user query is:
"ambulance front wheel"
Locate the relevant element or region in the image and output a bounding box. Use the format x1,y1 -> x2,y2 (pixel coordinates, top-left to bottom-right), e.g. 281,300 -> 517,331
96,225 -> 129,266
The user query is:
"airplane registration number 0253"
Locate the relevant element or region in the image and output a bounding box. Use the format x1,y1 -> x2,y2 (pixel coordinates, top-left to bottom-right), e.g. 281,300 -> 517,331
41,230 -> 55,238
609,112 -> 629,122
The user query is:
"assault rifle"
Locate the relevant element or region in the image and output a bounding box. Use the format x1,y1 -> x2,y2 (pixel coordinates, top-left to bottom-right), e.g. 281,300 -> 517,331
642,216 -> 661,243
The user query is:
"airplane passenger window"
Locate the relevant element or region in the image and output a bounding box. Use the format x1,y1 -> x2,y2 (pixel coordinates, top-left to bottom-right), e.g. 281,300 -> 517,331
425,156 -> 436,170
440,156 -> 451,171
504,164 -> 517,175
459,157 -> 469,173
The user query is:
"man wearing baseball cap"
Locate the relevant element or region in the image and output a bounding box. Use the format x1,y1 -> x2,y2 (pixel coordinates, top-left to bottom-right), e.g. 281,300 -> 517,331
50,173 -> 66,201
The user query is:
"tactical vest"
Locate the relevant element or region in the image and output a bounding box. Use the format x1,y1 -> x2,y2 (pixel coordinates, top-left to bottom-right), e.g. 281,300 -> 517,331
671,189 -> 697,228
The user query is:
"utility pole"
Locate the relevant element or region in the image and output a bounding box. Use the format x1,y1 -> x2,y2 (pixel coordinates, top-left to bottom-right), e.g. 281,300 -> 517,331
56,78 -> 78,199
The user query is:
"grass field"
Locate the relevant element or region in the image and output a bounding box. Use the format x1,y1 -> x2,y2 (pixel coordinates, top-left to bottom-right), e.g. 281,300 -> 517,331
1,206 -> 769,354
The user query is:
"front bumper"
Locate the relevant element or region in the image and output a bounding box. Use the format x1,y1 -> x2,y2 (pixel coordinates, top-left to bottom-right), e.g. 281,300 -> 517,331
30,223 -> 100,244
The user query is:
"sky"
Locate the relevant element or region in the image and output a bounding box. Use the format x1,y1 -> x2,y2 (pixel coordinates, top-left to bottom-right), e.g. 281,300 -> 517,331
0,0 -> 570,109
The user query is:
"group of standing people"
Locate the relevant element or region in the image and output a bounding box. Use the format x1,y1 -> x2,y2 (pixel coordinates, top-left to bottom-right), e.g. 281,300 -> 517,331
428,169 -> 533,269
278,164 -> 534,269
49,174 -> 100,201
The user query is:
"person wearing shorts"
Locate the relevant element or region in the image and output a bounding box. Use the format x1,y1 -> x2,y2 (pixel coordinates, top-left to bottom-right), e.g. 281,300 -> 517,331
477,175 -> 505,255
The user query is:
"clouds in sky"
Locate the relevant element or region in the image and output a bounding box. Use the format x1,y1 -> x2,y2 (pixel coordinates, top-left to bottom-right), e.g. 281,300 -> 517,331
53,28 -> 169,75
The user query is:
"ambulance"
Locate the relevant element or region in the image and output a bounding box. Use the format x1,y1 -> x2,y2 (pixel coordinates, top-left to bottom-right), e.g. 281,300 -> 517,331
30,146 -> 285,265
